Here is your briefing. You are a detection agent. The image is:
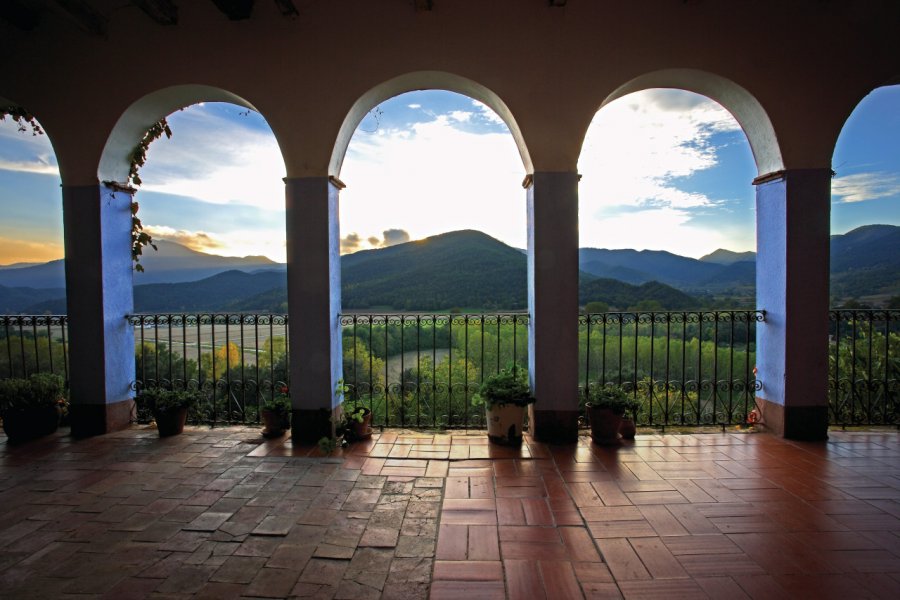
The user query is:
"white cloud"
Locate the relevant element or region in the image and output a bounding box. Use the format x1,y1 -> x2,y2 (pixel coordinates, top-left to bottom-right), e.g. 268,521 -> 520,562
832,172 -> 900,203
408,103 -> 422,109
0,119 -> 59,176
340,111 -> 526,249
449,111 -> 472,123
137,108 -> 286,211
144,224 -> 286,261
578,89 -> 746,256
0,157 -> 59,176
471,100 -> 506,126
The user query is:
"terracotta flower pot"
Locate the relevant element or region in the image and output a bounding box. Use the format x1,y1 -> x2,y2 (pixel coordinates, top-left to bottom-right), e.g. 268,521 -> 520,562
586,404 -> 622,445
485,403 -> 526,445
619,417 -> 636,440
153,407 -> 187,437
347,408 -> 372,441
261,409 -> 289,438
1,405 -> 60,445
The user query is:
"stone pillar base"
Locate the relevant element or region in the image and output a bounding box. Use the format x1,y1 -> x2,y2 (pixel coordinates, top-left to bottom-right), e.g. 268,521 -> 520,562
530,408 -> 579,444
291,408 -> 336,444
754,396 -> 829,441
70,399 -> 135,438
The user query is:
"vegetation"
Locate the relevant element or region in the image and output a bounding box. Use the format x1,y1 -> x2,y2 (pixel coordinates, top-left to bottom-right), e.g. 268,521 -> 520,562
586,384 -> 640,416
0,373 -> 65,411
473,367 -> 534,409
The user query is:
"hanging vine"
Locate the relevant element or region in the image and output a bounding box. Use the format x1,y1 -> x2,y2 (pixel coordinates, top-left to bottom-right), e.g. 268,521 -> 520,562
122,117 -> 172,271
0,105 -> 44,136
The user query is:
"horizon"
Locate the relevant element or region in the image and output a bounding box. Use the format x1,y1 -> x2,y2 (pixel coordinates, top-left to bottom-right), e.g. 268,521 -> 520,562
2,223 -> 895,268
1,87 -> 899,264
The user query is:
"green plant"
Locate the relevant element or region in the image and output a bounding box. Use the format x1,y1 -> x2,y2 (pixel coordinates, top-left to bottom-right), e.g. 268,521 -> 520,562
0,373 -> 66,411
263,385 -> 291,415
317,436 -> 336,454
140,388 -> 199,414
474,367 -> 535,409
587,385 -> 640,416
344,405 -> 368,424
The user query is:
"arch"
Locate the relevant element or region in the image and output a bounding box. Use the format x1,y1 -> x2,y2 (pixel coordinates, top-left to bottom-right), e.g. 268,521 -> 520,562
832,76 -> 900,162
329,71 -> 533,177
98,84 -> 284,184
598,69 -> 784,176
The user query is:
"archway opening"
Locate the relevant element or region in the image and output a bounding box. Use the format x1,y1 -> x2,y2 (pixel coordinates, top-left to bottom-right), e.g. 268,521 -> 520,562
0,104 -> 68,383
828,83 -> 900,427
577,88 -> 759,427
113,99 -> 288,426
338,89 -> 528,428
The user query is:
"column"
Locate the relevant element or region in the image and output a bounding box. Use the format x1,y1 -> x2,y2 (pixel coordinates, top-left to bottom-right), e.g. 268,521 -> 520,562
63,184 -> 136,437
754,168 -> 831,440
527,172 -> 580,443
284,177 -> 343,443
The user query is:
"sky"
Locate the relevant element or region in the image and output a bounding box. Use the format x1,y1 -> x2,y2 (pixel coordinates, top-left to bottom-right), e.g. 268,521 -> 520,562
0,86 -> 898,265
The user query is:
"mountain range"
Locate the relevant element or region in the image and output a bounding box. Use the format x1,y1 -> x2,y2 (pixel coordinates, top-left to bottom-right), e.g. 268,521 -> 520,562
1,225 -> 898,313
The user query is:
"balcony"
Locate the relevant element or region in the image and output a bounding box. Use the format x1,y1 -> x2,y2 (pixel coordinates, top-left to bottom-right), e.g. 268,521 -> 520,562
1,425 -> 898,598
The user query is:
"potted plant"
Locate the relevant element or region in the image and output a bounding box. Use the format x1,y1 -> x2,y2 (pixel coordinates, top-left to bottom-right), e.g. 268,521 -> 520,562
475,367 -> 535,446
342,405 -> 372,441
0,373 -> 66,444
261,386 -> 291,438
140,388 -> 198,437
586,385 -> 639,445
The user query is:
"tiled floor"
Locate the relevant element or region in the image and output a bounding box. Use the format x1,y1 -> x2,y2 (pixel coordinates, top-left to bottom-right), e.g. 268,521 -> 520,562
1,426 -> 899,599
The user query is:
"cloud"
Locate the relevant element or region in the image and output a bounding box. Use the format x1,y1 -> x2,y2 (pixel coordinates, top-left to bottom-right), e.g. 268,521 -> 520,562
341,232 -> 363,254
578,89 -> 749,255
0,157 -> 59,176
0,119 -> 59,177
137,105 -> 286,211
142,224 -> 287,261
143,225 -> 226,253
380,228 -> 410,247
832,172 -> 900,203
407,103 -> 422,109
340,105 -> 526,250
0,236 -> 63,264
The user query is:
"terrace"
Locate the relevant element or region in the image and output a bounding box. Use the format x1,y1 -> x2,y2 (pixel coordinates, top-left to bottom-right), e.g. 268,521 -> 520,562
2,425 -> 898,599
2,1 -> 900,598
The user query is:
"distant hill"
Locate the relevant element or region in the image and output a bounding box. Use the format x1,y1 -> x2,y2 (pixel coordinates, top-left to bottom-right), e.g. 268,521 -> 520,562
8,225 -> 900,313
0,285 -> 66,313
700,249 -> 757,265
578,248 -> 752,290
830,224 -> 900,297
0,240 -> 281,290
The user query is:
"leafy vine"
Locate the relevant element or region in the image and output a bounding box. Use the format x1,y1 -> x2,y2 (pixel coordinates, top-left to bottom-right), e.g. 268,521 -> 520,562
123,117 -> 172,271
0,105 -> 44,136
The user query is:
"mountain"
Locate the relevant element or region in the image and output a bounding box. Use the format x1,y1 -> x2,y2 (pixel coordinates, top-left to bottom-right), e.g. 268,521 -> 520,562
830,224 -> 900,297
341,230 -> 527,310
700,249 -> 757,265
0,262 -> 42,270
9,225 -> 899,314
0,285 -> 66,313
577,248 -> 753,290
0,240 -> 281,290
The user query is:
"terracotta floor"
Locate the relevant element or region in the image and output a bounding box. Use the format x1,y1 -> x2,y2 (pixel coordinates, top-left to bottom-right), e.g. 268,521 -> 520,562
1,426 -> 899,599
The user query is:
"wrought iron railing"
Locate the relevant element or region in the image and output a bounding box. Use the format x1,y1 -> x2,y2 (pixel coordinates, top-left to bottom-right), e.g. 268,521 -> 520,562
0,315 -> 68,383
579,311 -> 764,427
127,313 -> 289,424
829,309 -> 899,426
31,309 -> 900,430
340,313 -> 530,428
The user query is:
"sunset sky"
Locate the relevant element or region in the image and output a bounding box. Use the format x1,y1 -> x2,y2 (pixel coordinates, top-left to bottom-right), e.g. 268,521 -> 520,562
0,86 -> 897,265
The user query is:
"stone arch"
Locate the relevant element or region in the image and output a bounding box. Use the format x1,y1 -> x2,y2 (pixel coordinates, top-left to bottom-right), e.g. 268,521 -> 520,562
596,68 -> 784,176
98,84 -> 284,184
328,71 -> 533,177
832,76 -> 900,163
